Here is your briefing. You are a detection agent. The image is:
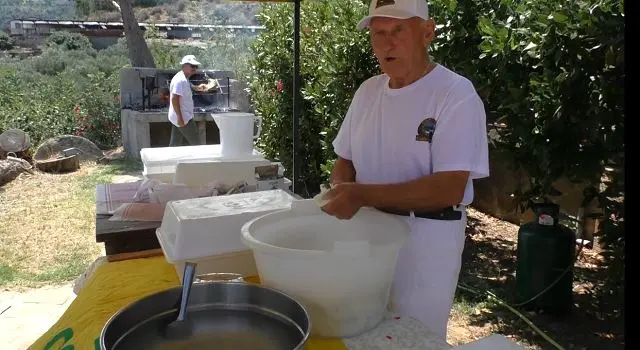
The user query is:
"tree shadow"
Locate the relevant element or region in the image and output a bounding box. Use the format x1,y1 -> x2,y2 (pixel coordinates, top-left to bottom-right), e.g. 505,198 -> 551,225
457,230 -> 625,349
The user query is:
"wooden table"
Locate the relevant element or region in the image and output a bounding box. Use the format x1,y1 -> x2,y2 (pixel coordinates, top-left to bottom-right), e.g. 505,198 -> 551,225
94,182 -> 163,261
95,214 -> 161,256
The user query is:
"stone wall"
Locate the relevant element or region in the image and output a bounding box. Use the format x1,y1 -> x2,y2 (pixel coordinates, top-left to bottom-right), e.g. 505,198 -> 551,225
121,110 -> 220,158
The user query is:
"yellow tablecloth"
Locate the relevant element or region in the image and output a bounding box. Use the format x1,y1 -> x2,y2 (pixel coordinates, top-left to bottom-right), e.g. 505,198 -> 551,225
28,256 -> 346,350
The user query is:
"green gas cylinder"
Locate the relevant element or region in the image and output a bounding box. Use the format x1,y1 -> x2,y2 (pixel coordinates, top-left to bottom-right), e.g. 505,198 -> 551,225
515,202 -> 576,314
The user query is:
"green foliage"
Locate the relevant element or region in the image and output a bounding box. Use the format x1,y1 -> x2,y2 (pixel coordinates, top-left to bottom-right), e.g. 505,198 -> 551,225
246,0 -> 377,196
246,0 -> 624,298
0,31 -> 15,50
74,0 -> 117,17
469,0 -> 624,200
0,67 -> 79,144
0,38 -> 126,148
44,31 -> 95,52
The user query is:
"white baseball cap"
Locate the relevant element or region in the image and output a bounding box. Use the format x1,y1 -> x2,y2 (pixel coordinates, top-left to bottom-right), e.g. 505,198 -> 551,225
180,54 -> 201,66
356,0 -> 429,30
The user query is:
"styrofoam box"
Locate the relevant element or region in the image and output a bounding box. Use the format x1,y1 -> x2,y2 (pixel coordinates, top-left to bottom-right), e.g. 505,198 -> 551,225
156,189 -> 298,280
141,144 -> 266,178
173,159 -> 272,188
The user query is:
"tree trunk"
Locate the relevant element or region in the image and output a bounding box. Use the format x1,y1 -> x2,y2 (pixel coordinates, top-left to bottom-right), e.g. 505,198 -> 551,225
117,0 -> 156,68
0,157 -> 33,187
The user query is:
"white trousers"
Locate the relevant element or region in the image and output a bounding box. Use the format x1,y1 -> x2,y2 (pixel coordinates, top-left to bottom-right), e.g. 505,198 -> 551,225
390,211 -> 467,340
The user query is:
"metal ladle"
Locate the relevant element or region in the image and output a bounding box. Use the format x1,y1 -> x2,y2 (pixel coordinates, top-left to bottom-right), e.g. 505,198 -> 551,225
163,261 -> 197,340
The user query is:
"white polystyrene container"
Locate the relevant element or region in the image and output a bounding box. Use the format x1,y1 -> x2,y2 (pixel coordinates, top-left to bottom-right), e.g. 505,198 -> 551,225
241,199 -> 411,338
156,189 -> 297,281
140,144 -> 266,181
173,159 -> 272,188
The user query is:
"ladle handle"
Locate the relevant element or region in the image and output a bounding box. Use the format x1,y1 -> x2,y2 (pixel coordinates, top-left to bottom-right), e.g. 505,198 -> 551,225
177,262 -> 197,322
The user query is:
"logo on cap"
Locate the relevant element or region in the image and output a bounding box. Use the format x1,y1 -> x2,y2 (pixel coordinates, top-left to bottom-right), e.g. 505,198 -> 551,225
376,0 -> 395,8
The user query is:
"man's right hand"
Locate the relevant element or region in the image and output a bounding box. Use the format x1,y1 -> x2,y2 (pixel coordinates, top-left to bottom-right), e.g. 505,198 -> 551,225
177,117 -> 185,127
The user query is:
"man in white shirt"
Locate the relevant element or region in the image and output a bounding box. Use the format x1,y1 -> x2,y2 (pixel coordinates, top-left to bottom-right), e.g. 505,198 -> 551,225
322,0 -> 490,340
168,54 -> 207,146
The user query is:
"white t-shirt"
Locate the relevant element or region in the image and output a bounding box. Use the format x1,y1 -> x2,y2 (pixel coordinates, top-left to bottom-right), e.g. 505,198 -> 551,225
332,64 -> 490,206
168,71 -> 194,127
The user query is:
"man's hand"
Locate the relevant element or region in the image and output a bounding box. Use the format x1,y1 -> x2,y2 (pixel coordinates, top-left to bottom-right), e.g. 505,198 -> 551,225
193,84 -> 208,92
321,182 -> 364,220
177,116 -> 185,127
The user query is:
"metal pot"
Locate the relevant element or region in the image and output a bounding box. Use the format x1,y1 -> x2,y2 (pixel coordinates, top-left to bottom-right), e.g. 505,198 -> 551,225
100,281 -> 311,350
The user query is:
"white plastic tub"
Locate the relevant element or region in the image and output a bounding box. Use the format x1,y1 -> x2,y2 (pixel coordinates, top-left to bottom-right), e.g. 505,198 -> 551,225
241,200 -> 411,338
156,189 -> 298,282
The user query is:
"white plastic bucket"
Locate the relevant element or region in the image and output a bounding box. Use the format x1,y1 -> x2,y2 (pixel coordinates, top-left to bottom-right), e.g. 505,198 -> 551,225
241,199 -> 411,338
212,112 -> 262,158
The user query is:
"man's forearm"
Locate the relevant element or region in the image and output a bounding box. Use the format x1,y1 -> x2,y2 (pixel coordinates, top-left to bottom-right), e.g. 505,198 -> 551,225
354,171 -> 470,212
330,157 -> 356,184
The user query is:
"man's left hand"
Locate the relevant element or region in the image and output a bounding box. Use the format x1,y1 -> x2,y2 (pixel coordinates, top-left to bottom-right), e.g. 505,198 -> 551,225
321,182 -> 364,220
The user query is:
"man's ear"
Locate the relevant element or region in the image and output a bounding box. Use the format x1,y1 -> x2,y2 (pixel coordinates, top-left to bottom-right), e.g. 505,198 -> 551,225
422,18 -> 436,46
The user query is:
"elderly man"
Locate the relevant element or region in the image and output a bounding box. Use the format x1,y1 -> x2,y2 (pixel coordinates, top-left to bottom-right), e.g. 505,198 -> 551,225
168,54 -> 207,147
322,0 -> 490,340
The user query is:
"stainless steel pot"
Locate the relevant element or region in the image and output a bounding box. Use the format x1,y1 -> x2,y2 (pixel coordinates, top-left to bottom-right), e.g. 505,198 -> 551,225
100,281 -> 311,350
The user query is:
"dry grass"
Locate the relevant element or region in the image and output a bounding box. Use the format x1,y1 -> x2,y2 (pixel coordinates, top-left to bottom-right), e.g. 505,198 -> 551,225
0,159 -> 142,290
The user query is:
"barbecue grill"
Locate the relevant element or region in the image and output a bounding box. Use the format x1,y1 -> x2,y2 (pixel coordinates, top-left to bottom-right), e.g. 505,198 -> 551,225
121,67 -> 241,113
119,67 -> 252,158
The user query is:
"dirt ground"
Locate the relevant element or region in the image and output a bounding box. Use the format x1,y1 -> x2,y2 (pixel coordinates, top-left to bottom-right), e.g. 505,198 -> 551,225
447,208 -> 624,349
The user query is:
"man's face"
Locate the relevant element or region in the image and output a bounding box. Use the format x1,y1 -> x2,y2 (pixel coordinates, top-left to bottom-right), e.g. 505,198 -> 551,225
369,17 -> 434,78
183,64 -> 198,77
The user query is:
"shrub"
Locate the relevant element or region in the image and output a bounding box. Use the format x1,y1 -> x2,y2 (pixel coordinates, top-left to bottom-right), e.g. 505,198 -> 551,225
44,32 -> 95,52
0,31 -> 15,51
246,0 -> 376,196
0,68 -> 80,144
74,0 -> 118,17
0,35 -> 126,149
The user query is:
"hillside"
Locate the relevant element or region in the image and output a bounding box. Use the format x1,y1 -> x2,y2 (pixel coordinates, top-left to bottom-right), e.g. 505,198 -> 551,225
82,0 -> 262,25
1,0 -> 262,30
0,0 -> 77,30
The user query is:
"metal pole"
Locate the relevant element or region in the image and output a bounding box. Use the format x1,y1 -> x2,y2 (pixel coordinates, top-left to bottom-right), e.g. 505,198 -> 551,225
292,0 -> 302,195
